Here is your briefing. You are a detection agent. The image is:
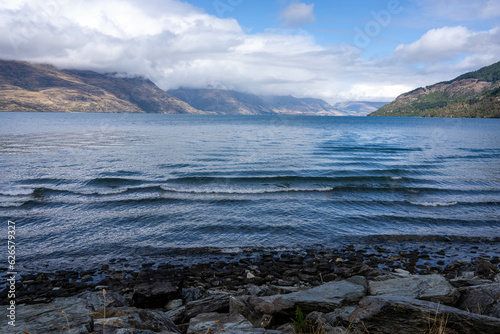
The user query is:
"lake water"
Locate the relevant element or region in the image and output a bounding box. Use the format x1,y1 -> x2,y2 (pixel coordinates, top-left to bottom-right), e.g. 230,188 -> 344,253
1,112 -> 499,270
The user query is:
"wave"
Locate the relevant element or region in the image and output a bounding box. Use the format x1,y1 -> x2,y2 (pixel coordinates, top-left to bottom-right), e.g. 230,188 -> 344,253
84,177 -> 149,187
0,188 -> 34,196
409,201 -> 459,207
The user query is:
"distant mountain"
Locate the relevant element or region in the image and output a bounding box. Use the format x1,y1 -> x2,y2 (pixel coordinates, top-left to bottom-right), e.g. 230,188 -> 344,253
167,88 -> 344,116
369,61 -> 500,118
333,101 -> 389,116
0,60 -> 202,113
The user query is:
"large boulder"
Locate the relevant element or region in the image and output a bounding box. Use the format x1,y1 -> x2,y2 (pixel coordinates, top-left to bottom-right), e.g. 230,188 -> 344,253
16,297 -> 92,333
93,307 -> 180,333
368,274 -> 459,305
132,269 -> 183,308
457,283 -> 500,318
230,278 -> 366,326
185,291 -> 230,319
350,295 -> 500,334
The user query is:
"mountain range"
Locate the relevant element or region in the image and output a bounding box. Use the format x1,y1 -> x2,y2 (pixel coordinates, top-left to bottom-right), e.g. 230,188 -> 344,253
369,60 -> 500,118
0,59 -> 376,116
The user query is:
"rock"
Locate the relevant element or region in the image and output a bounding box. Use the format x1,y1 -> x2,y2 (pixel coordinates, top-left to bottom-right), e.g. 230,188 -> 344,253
450,278 -> 493,288
185,292 -> 230,319
182,287 -> 208,303
132,269 -> 183,308
93,307 -> 181,333
165,299 -> 183,311
186,312 -> 253,334
368,274 -> 459,305
457,283 -> 500,318
476,260 -> 500,276
349,296 -> 500,334
80,290 -> 129,310
16,297 -> 92,334
231,279 -> 365,327
165,306 -> 186,324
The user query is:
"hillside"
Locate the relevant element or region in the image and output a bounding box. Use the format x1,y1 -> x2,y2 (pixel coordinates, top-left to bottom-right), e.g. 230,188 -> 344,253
369,61 -> 500,118
167,88 -> 343,116
0,60 -> 202,114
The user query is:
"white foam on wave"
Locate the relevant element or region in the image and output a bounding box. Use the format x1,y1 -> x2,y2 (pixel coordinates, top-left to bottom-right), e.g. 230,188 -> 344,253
391,176 -> 403,180
410,201 -> 459,207
0,202 -> 24,208
0,188 -> 34,196
159,185 -> 332,195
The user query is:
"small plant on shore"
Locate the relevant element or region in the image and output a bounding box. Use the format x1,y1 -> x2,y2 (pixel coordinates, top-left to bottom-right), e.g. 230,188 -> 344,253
424,304 -> 450,334
61,310 -> 72,334
292,306 -> 307,333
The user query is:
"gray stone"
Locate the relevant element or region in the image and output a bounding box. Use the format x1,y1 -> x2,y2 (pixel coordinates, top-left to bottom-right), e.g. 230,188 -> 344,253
231,280 -> 365,327
132,269 -> 183,308
185,292 -> 230,319
182,287 -> 208,303
165,299 -> 183,311
368,274 -> 459,305
457,283 -> 500,318
349,295 -> 500,334
165,305 -> 186,323
80,290 -> 129,310
186,312 -> 253,334
92,307 -> 181,334
450,278 -> 493,288
16,297 -> 92,334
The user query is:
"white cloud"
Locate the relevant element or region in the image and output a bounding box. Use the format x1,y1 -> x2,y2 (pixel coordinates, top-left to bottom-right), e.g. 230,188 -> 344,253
394,26 -> 500,64
417,0 -> 500,20
278,2 -> 316,28
0,0 -> 498,103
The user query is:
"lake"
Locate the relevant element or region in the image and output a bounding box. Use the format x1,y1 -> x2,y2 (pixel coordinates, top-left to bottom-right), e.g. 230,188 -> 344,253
1,112 -> 499,270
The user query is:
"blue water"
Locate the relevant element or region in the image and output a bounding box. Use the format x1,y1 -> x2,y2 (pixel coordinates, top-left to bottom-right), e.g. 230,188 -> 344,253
0,112 -> 499,270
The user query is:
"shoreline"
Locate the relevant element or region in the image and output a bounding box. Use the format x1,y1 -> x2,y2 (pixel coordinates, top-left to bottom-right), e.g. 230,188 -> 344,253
4,239 -> 500,333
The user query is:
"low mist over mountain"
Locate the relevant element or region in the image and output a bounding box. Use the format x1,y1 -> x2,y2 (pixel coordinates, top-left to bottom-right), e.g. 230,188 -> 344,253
167,88 -> 343,116
0,60 -> 350,116
0,60 -> 202,114
333,101 -> 389,116
369,61 -> 500,118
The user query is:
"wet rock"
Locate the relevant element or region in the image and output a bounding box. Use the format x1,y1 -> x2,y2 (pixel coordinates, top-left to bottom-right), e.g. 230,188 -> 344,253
349,296 -> 500,334
132,269 -> 183,308
16,297 -> 92,334
187,312 -> 253,334
457,283 -> 500,318
368,274 -> 459,305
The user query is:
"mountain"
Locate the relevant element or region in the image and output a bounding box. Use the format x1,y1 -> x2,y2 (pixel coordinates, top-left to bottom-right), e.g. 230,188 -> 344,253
167,88 -> 343,116
0,60 -> 202,113
369,61 -> 500,118
333,101 -> 389,116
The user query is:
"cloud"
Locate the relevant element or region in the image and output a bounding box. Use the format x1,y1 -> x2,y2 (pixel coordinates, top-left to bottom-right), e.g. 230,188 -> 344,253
0,0 -> 498,103
416,0 -> 500,20
278,2 -> 316,28
394,26 -> 500,65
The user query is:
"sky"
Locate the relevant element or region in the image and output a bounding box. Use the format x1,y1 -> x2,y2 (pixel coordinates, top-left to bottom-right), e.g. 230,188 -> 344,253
0,0 -> 499,103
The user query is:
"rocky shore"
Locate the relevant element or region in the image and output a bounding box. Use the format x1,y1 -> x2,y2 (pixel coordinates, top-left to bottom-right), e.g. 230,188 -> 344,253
4,241 -> 500,333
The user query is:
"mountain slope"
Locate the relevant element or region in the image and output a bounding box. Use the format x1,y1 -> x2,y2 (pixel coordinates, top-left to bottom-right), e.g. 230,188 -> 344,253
0,60 -> 202,113
168,88 -> 343,115
369,61 -> 500,118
